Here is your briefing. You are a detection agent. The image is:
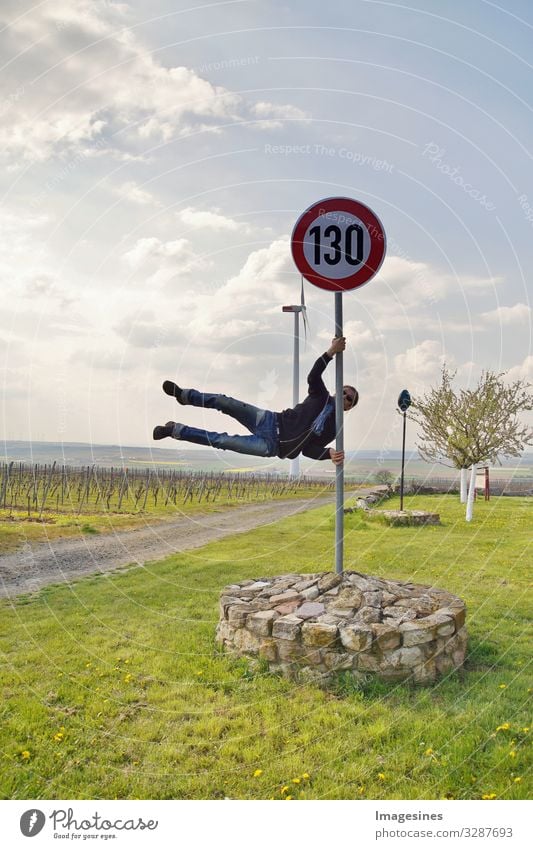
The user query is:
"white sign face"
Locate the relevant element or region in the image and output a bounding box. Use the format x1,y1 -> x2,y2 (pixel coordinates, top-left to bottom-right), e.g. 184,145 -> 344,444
291,197 -> 386,292
301,210 -> 372,280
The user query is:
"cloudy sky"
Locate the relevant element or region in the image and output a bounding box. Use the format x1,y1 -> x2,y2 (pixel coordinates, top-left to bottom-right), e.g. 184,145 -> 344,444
1,0 -> 531,454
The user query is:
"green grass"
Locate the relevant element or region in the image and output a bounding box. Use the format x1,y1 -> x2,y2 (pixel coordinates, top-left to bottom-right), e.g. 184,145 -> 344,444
0,494 -> 531,800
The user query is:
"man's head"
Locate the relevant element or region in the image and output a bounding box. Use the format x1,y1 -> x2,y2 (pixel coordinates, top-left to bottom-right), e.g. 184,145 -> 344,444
343,385 -> 359,411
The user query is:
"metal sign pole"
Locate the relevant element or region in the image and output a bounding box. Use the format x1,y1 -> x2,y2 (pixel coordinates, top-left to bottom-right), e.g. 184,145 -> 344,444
397,390 -> 411,512
293,310 -> 299,409
290,196 -> 386,575
290,310 -> 300,478
400,411 -> 407,511
335,291 -> 344,574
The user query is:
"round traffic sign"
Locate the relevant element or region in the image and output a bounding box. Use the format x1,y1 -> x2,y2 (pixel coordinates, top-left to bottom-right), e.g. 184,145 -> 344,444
397,389 -> 412,411
291,197 -> 386,291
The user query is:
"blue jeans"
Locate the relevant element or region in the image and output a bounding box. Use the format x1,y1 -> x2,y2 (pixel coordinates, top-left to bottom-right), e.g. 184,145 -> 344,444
171,390 -> 279,458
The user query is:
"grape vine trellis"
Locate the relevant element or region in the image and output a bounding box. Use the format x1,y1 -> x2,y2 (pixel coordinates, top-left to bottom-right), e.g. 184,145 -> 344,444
0,462 -> 334,518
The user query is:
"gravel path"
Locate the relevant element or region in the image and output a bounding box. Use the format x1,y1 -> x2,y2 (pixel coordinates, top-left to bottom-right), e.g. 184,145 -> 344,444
0,494 -> 340,598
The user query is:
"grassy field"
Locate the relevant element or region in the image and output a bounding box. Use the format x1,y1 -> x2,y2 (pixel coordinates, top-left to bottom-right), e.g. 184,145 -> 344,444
0,493 -> 531,800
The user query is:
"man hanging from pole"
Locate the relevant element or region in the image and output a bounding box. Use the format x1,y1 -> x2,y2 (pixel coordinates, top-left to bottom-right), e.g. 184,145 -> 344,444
153,337 -> 358,467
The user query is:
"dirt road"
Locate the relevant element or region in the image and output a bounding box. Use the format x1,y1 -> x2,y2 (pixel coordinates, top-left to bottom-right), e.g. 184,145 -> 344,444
0,495 -> 340,598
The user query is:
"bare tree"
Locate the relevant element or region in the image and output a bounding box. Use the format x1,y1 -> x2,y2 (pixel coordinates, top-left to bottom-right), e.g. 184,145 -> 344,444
410,366 -> 532,518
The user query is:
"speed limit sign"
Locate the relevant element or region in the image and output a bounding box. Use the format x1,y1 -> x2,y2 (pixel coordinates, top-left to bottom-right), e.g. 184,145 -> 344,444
291,196 -> 386,291
290,197 -> 386,576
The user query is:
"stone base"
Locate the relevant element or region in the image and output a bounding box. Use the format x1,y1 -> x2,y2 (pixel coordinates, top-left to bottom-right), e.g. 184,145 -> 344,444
369,510 -> 441,526
216,571 -> 466,686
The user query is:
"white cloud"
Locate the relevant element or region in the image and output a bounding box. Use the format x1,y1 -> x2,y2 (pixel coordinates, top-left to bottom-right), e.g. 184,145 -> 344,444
317,319 -> 375,346
190,317 -> 263,342
506,355 -> 533,382
376,255 -> 501,312
113,238 -> 295,357
122,236 -> 210,282
0,211 -> 83,320
221,238 -> 293,301
113,309 -> 192,350
0,2 -> 241,163
21,273 -> 78,310
394,340 -> 450,381
481,303 -> 531,325
0,1 -> 309,166
251,101 -> 309,129
70,345 -> 137,371
176,207 -> 254,234
115,181 -> 159,206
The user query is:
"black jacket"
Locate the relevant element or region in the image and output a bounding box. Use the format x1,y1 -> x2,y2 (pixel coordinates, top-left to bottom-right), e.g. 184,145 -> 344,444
276,352 -> 336,460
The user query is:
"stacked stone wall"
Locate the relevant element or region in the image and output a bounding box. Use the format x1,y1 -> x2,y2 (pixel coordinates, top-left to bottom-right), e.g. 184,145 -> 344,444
216,571 -> 467,685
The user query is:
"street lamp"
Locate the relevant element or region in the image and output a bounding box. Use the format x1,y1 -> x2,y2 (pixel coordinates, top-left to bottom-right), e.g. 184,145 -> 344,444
397,389 -> 411,510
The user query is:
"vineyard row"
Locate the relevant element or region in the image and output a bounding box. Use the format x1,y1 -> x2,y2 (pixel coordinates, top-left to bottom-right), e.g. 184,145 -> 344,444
0,462 -> 334,517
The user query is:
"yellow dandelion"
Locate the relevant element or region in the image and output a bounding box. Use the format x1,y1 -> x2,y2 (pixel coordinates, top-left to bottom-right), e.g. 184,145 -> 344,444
499,684 -> 507,689
280,785 -> 289,795
522,727 -> 529,734
253,769 -> 263,778
85,662 -> 92,668
124,673 -> 132,683
301,772 -> 310,780
124,659 -> 130,664
482,793 -> 497,800
53,732 -> 64,742
378,773 -> 386,781
21,750 -> 30,760
514,777 -> 522,783
509,750 -> 517,758
292,777 -> 301,784
358,785 -> 365,794
285,796 -> 293,800
496,723 -> 510,732
196,671 -> 203,677
425,748 -> 434,756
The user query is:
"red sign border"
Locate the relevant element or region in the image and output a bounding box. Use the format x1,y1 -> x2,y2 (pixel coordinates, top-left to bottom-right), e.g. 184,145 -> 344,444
291,196 -> 386,291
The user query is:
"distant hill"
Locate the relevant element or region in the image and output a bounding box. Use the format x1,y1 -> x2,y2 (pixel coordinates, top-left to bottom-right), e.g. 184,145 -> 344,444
1,441 -> 531,480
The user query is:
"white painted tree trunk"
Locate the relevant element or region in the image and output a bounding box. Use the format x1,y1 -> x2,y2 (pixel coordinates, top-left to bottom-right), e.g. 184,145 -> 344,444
460,468 -> 468,503
465,463 -> 477,522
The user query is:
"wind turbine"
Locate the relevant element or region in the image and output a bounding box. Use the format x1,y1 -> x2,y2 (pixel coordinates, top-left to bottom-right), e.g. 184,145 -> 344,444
282,279 -> 309,478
